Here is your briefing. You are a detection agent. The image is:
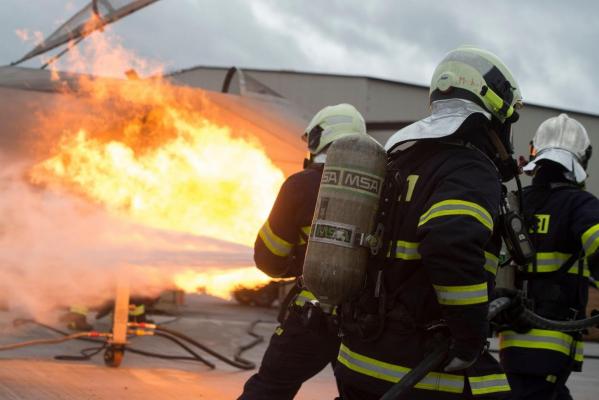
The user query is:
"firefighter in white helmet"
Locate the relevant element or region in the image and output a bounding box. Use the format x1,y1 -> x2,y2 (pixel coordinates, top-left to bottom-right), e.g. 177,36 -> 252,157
238,103 -> 367,400
335,46 -> 522,399
499,114 -> 599,399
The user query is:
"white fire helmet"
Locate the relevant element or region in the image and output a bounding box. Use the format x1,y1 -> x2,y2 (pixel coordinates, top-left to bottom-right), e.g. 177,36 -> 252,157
523,113 -> 592,183
303,103 -> 367,155
386,45 -> 522,152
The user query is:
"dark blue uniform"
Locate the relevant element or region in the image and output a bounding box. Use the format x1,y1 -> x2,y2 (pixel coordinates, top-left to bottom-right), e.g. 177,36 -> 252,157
239,164 -> 341,400
499,164 -> 599,399
336,140 -> 510,399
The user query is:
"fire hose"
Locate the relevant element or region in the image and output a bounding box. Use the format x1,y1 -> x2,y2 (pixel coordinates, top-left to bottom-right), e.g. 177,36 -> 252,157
5,318 -> 266,370
0,331 -> 111,351
380,296 -> 599,400
8,319 -> 216,367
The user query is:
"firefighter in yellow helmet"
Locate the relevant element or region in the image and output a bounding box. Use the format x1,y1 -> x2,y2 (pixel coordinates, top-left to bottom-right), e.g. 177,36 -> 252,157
499,114 -> 599,399
238,104 -> 367,400
335,46 -> 523,399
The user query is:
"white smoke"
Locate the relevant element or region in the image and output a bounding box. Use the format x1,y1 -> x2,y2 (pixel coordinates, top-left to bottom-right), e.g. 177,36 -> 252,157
0,159 -> 253,323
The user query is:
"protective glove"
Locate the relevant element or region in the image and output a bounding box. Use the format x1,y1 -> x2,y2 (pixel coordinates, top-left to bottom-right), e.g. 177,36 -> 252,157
443,338 -> 482,372
444,356 -> 476,372
492,289 -> 530,333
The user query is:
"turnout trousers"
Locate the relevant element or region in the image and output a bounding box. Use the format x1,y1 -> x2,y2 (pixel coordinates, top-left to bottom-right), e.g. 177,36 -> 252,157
506,373 -> 572,400
238,309 -> 341,400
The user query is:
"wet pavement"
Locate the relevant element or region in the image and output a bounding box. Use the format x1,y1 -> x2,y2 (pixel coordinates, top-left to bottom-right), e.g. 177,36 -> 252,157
0,294 -> 597,399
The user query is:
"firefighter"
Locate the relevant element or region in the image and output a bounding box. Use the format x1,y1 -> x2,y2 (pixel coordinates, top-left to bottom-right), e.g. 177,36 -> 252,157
498,114 -> 599,399
238,103 -> 368,400
335,46 -> 522,399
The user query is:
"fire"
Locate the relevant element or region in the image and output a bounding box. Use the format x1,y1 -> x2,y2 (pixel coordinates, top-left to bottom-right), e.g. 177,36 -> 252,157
173,267 -> 273,300
26,24 -> 289,299
30,115 -> 284,246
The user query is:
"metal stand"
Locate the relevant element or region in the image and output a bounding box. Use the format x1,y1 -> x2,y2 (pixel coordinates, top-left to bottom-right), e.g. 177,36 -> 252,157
104,280 -> 129,367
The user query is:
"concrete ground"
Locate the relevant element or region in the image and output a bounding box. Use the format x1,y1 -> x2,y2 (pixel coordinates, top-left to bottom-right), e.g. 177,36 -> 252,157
0,294 -> 598,399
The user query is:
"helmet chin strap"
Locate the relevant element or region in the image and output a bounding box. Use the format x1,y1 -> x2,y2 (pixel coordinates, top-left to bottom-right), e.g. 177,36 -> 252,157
487,127 -> 520,183
488,128 -> 510,161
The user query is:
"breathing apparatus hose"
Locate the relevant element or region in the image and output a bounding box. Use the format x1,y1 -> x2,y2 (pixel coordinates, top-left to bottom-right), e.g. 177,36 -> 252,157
518,308 -> 599,332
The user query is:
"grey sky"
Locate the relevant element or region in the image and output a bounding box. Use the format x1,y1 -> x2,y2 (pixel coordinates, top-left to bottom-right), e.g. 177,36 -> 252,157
1,0 -> 597,115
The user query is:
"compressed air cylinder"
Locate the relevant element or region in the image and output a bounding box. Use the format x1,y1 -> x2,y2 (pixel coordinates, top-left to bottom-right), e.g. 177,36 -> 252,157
302,134 -> 387,307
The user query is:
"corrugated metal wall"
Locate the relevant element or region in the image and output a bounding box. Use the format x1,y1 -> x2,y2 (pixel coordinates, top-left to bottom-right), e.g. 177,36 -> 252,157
168,66 -> 599,195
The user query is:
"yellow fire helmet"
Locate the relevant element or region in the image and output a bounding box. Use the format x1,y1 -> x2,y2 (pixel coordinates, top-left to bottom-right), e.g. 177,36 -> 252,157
303,103 -> 367,155
430,45 -> 523,123
386,46 -> 523,154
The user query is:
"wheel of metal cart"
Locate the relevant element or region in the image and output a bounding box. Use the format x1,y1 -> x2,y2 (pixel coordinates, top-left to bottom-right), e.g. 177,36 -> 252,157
104,346 -> 124,367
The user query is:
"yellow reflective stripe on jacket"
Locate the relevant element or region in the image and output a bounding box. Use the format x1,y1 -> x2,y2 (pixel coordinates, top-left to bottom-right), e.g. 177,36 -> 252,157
468,374 -> 510,396
391,240 -> 421,260
433,282 -> 488,306
525,252 -> 570,273
294,290 -> 317,306
298,225 -> 311,245
258,220 -> 294,257
419,199 -> 493,231
484,252 -> 499,275
499,329 -> 584,362
582,223 -> 599,257
525,252 -> 590,277
338,344 -> 464,393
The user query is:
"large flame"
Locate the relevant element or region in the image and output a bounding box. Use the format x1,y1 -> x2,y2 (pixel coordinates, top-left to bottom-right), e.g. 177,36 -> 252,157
25,24 -> 287,300
173,267 -> 274,300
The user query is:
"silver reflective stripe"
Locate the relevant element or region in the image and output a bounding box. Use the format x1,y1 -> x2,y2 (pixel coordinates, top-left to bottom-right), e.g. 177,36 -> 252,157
435,288 -> 487,303
576,342 -> 584,360
258,222 -> 293,257
433,283 -> 488,306
338,345 -> 464,393
583,230 -> 599,253
502,331 -> 570,348
500,330 -> 584,361
537,254 -> 569,267
469,374 -> 510,395
484,252 -> 499,275
339,345 -> 407,382
393,241 -> 421,260
525,252 -> 570,273
420,202 -> 493,230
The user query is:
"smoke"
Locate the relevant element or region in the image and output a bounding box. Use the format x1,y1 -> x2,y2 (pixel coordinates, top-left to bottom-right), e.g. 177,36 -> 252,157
0,159 -> 253,323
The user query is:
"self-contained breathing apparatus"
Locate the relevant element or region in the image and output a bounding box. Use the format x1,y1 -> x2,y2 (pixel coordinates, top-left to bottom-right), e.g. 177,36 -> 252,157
300,117 -> 538,343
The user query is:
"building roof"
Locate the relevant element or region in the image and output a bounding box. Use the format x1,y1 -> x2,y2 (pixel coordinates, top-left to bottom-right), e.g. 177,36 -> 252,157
166,65 -> 599,119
